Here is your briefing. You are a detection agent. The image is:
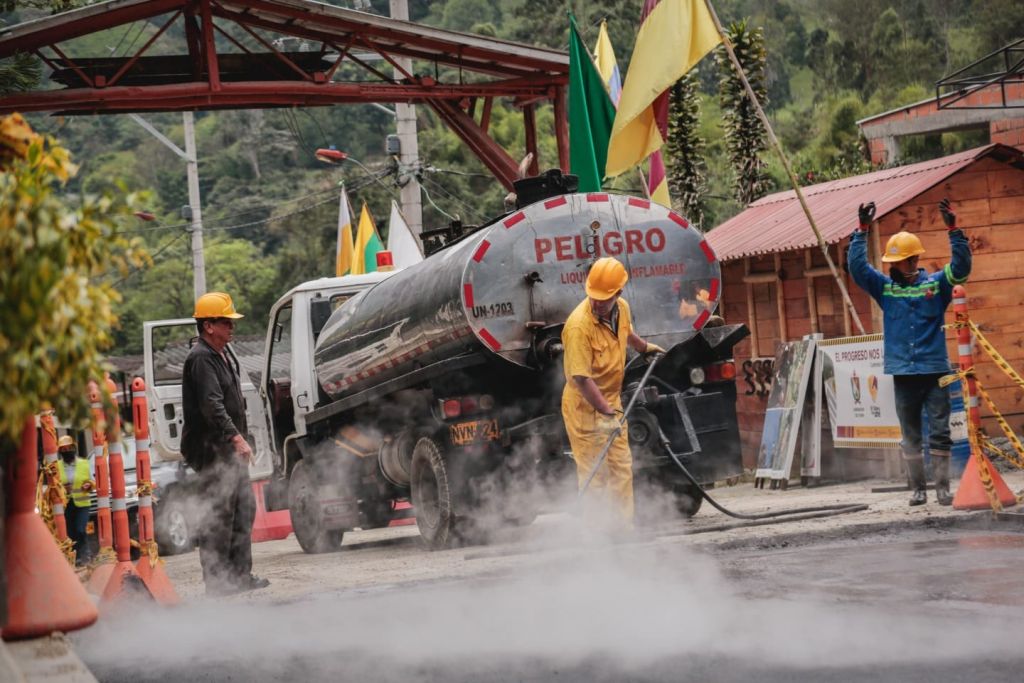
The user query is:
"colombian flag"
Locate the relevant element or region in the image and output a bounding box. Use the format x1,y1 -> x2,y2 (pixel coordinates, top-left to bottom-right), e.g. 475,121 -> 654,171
352,201 -> 383,275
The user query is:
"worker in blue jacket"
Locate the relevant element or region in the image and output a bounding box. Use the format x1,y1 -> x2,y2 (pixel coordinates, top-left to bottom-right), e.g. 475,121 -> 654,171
848,198 -> 971,506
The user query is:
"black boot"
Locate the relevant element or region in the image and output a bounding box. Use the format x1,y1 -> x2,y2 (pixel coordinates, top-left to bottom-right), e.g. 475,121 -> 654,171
907,458 -> 927,506
933,456 -> 953,506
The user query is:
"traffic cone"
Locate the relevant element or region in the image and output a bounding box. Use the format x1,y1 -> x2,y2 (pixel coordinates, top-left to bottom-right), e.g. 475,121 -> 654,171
131,377 -> 179,605
952,451 -> 1016,510
100,376 -> 153,605
2,417 -> 98,640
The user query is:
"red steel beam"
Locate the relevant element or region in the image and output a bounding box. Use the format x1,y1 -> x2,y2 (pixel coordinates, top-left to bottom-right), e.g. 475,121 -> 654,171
553,85 -> 568,172
0,80 -> 560,114
208,3 -> 555,80
427,98 -> 518,190
0,0 -> 186,57
523,103 -> 539,176
108,10 -> 182,87
199,0 -> 221,90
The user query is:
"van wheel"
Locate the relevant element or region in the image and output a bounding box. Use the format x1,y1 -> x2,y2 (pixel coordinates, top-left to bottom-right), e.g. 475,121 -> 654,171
288,459 -> 344,554
411,437 -> 457,550
155,488 -> 194,556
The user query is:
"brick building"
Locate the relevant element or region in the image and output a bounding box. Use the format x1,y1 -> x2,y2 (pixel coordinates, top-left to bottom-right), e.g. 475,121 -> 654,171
706,143 -> 1024,473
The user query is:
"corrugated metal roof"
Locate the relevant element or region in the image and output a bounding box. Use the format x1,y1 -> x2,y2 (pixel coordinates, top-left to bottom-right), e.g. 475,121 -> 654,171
705,144 -> 1018,262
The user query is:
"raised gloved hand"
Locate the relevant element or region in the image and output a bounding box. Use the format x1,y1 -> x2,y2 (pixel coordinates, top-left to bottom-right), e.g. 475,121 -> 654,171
596,413 -> 621,436
857,202 -> 876,231
938,198 -> 957,230
644,341 -> 666,359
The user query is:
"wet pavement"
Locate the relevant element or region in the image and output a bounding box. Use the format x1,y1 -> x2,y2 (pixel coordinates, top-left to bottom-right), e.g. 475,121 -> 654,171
78,526 -> 1024,682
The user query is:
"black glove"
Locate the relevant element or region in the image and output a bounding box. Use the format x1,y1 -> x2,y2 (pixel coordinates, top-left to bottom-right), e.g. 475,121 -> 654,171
938,198 -> 957,230
857,202 -> 876,231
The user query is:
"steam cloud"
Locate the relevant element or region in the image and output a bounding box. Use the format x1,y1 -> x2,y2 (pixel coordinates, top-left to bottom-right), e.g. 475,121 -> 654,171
75,539 -> 1019,683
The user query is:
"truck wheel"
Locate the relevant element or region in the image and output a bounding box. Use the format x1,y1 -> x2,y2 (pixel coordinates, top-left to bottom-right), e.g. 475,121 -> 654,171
155,488 -> 194,556
674,484 -> 704,518
411,437 -> 456,550
288,459 -> 344,554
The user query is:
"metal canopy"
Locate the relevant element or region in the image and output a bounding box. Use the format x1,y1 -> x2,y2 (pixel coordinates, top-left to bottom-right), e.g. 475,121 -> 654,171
0,0 -> 571,189
937,37 -> 1024,110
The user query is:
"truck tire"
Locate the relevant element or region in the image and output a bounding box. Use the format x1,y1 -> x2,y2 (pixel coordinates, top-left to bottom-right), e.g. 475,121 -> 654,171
155,488 -> 194,556
673,483 -> 704,518
410,436 -> 457,550
288,459 -> 344,554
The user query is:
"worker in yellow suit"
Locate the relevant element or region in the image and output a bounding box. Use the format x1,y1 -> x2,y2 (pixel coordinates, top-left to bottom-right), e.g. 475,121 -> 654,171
562,257 -> 665,528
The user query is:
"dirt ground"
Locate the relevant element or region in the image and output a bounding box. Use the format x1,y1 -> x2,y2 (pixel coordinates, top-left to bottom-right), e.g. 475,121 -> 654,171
160,469 -> 1024,603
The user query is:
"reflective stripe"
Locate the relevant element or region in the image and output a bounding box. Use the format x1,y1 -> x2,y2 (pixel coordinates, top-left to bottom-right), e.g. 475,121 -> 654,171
90,402 -> 103,409
43,453 -> 57,463
944,263 -> 968,285
953,297 -> 966,305
138,496 -> 152,507
108,442 -> 122,455
97,496 -> 110,508
958,344 -> 972,356
112,499 -> 127,512
53,504 -> 64,514
136,439 -> 150,450
968,396 -> 979,407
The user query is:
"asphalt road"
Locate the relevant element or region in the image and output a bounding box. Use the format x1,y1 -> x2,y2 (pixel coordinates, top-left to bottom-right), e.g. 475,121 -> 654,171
77,526 -> 1024,682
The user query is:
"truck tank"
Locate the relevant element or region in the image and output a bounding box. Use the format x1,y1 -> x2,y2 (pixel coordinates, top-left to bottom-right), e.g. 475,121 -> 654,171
314,192 -> 721,402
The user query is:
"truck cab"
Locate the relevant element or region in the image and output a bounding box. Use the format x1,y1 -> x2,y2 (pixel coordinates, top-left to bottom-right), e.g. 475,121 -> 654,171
258,273 -> 394,507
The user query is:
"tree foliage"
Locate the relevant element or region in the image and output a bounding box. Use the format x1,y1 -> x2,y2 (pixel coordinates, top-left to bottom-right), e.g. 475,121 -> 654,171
0,114 -> 147,450
717,19 -> 771,206
665,71 -> 707,229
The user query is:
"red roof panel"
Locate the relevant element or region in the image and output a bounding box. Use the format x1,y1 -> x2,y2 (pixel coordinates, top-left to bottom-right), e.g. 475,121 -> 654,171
705,144 -> 1008,262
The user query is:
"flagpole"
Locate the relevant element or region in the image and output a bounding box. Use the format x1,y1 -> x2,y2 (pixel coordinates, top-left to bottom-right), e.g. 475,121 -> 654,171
702,0 -> 866,335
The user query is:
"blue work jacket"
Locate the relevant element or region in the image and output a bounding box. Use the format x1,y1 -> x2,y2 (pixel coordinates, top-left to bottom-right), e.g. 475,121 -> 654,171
848,229 -> 971,376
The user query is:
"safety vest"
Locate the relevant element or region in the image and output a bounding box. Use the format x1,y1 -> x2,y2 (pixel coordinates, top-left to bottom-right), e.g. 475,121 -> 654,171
59,458 -> 92,507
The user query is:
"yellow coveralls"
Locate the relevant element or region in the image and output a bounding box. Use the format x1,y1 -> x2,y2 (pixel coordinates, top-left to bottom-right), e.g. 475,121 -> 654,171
561,297 -> 634,526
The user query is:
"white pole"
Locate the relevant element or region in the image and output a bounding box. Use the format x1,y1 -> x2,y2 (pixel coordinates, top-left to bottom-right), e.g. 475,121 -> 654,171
389,0 -> 423,237
183,111 -> 207,299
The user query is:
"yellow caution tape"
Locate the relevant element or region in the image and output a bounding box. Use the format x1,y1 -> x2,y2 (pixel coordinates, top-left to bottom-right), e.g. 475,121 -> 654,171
969,321 -> 1024,391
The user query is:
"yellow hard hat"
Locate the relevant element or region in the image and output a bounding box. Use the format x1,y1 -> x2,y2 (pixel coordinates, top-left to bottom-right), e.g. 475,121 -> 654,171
882,231 -> 926,263
193,292 -> 244,319
585,257 -> 629,300
57,435 -> 75,450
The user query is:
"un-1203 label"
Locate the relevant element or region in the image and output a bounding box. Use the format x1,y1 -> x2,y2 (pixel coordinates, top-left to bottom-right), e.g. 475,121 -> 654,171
472,302 -> 515,319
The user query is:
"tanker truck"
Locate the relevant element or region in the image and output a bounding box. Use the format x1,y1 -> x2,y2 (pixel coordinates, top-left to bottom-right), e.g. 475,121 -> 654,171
145,179 -> 749,552
263,179 -> 750,552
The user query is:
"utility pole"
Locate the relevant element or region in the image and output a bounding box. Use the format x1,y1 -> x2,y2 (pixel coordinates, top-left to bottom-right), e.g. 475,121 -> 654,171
182,112 -> 207,299
389,0 -> 423,236
129,112 -> 207,301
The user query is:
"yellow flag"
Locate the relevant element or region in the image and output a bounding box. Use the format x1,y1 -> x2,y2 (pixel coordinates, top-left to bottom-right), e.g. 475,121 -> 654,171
605,0 -> 721,178
336,187 -> 355,276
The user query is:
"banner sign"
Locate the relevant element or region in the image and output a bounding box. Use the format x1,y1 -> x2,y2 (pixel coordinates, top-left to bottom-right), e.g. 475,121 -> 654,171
818,334 -> 901,448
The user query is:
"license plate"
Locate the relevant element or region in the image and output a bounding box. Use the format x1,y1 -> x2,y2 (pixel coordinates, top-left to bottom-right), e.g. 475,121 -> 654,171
450,419 -> 500,446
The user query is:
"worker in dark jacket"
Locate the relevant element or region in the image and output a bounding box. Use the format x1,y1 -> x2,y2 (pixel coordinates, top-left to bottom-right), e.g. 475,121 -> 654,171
182,291 -> 269,595
848,199 -> 971,506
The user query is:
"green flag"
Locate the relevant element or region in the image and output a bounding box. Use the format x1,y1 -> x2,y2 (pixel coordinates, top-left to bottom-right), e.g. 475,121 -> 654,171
569,14 -> 616,192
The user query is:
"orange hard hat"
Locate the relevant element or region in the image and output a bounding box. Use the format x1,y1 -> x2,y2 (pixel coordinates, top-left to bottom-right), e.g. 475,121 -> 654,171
57,435 -> 75,450
882,231 -> 925,263
193,292 -> 244,319
585,257 -> 629,301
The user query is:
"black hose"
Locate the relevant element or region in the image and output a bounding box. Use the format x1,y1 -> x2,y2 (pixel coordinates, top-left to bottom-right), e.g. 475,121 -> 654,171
660,426 -> 867,520
581,353 -> 868,522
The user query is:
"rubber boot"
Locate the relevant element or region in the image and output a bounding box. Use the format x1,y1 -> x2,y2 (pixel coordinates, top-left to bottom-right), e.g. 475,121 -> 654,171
907,458 -> 927,506
933,456 -> 953,506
